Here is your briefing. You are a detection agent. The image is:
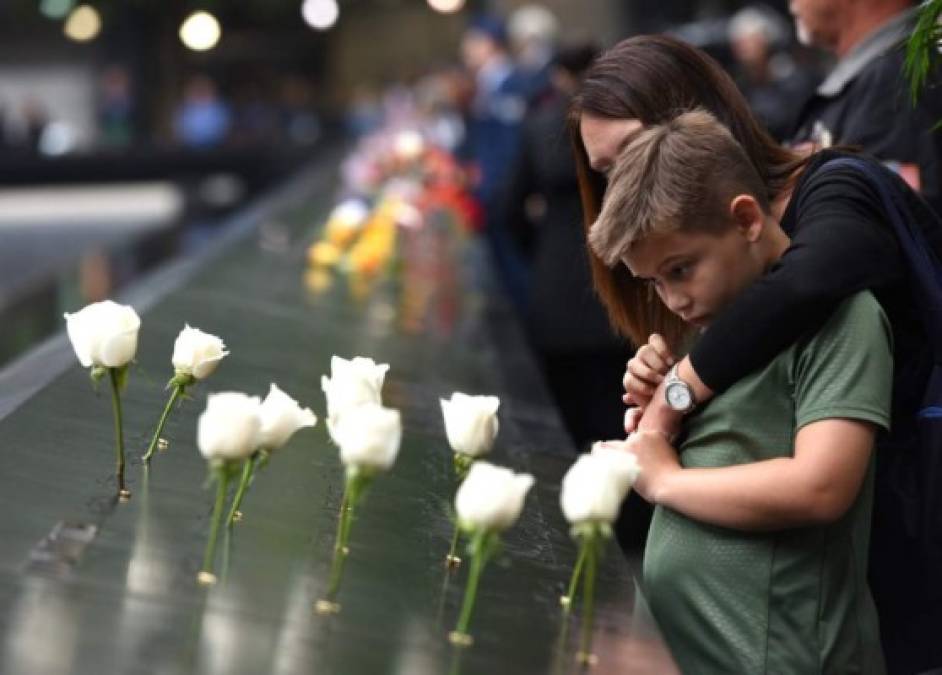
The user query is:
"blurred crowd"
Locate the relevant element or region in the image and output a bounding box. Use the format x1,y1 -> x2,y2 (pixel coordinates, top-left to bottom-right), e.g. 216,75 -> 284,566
172,72 -> 321,151
0,64 -> 321,156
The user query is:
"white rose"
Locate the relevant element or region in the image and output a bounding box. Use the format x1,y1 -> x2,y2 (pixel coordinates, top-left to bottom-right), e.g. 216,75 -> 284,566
591,441 -> 641,495
560,443 -> 641,525
455,462 -> 534,532
257,383 -> 318,451
321,355 -> 389,441
333,403 -> 402,473
171,325 -> 228,380
197,392 -> 262,462
64,300 -> 141,368
440,393 -> 500,457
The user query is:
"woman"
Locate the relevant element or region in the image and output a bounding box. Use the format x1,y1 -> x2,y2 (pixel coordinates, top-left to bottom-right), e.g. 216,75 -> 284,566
569,35 -> 942,674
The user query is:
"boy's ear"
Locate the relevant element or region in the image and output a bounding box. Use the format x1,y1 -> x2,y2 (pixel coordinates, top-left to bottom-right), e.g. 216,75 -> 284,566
729,194 -> 764,242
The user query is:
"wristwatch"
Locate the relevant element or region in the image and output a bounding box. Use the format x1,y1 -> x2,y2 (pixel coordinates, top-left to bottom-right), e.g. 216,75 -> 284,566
664,364 -> 697,413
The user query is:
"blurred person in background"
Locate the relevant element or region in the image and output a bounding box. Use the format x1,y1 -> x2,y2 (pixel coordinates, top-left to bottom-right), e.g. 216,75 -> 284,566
97,65 -> 135,150
728,5 -> 817,141
231,80 -> 278,148
507,3 -> 559,108
380,81 -> 417,131
279,76 -> 320,147
173,75 -> 232,149
460,14 -> 530,310
415,68 -> 466,153
20,98 -> 49,155
0,103 -> 9,152
790,0 -> 942,214
346,84 -> 383,138
503,43 -> 630,451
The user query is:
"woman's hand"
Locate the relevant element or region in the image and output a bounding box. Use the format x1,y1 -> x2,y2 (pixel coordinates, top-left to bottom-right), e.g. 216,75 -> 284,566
623,333 -> 675,408
605,432 -> 681,504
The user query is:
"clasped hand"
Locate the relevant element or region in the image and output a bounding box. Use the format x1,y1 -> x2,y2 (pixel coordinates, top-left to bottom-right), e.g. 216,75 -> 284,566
622,333 -> 682,439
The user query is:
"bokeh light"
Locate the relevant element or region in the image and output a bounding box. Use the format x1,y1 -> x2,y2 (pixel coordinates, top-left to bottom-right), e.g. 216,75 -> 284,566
179,11 -> 222,52
302,0 -> 340,31
63,5 -> 101,42
427,0 -> 465,14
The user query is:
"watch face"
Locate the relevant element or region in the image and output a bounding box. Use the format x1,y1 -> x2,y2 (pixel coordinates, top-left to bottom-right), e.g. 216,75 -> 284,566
666,382 -> 692,410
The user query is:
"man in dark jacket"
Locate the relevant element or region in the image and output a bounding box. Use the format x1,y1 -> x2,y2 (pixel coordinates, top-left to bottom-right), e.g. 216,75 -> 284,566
791,0 -> 942,214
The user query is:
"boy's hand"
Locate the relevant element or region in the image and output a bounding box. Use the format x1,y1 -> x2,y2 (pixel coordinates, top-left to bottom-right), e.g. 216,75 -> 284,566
623,333 -> 675,407
613,431 -> 681,504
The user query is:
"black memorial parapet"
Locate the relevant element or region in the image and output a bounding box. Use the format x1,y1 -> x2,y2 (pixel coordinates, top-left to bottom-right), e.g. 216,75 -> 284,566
0,160 -> 677,675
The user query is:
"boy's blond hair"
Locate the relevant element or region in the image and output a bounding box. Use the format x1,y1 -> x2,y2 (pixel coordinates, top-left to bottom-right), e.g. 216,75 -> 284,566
588,109 -> 771,267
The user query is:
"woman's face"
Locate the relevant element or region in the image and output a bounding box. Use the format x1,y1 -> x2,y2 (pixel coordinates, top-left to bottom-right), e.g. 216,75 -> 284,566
580,113 -> 643,176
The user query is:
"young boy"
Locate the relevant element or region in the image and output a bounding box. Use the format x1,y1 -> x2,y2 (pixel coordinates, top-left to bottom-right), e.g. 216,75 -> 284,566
588,110 -> 891,674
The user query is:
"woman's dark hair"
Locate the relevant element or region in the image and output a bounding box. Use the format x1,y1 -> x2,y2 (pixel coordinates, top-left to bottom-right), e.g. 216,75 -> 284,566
569,34 -> 807,349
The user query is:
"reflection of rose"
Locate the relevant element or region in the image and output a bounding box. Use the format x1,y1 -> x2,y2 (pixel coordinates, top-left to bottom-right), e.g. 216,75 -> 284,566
197,393 -> 262,462
455,462 -> 534,532
257,384 -> 318,451
171,324 -> 228,380
560,444 -> 640,525
440,393 -> 499,458
64,300 -> 141,368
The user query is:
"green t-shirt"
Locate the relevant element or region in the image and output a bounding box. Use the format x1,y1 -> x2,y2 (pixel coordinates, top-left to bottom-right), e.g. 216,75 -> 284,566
643,292 -> 893,675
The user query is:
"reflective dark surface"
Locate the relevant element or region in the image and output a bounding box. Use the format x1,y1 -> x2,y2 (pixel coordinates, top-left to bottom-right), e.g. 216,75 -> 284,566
0,205 -> 179,369
0,162 -> 677,674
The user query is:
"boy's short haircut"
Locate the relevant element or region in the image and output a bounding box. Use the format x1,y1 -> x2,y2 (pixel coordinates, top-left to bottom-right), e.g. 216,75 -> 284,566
588,109 -> 772,267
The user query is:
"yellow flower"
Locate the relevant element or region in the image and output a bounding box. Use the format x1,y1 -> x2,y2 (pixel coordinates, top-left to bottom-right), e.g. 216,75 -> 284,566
308,241 -> 342,268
